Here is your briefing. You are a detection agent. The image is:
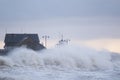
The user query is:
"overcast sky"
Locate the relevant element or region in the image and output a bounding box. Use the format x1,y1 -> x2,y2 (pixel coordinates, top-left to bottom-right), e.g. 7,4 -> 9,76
0,0 -> 120,41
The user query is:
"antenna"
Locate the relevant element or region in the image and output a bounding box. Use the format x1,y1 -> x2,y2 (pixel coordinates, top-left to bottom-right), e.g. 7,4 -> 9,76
5,27 -> 7,34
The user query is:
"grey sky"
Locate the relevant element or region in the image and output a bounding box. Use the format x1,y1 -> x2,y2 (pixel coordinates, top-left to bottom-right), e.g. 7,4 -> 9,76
0,0 -> 120,41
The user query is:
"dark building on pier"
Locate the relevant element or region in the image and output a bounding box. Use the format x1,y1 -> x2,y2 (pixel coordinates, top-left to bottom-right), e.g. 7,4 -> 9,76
0,34 -> 45,55
4,34 -> 45,50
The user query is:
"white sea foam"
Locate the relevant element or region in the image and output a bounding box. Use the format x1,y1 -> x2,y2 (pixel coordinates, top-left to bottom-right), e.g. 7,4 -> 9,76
0,45 -> 113,70
0,45 -> 120,80
40,45 -> 113,70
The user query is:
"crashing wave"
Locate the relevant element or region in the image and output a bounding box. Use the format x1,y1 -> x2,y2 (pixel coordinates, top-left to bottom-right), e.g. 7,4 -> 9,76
0,45 -> 116,70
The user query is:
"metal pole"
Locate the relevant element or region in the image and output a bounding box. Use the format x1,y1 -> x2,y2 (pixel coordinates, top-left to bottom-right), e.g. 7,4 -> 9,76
42,35 -> 49,47
45,36 -> 47,47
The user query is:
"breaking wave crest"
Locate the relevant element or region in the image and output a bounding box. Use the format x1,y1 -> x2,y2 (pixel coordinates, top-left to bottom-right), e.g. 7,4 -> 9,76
0,56 -> 14,67
0,45 -> 116,70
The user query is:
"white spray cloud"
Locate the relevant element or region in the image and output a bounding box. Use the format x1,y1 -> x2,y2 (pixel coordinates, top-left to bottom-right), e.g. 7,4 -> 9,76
0,45 -> 112,70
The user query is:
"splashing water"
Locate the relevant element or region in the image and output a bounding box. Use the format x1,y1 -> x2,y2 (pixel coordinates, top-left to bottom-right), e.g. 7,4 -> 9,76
0,45 -> 120,80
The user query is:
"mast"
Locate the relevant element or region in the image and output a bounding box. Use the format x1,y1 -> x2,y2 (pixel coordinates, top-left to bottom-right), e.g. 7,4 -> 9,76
42,35 -> 49,47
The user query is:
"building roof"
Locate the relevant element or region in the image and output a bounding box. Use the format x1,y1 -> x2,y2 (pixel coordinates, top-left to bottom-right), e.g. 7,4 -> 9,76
4,34 -> 40,43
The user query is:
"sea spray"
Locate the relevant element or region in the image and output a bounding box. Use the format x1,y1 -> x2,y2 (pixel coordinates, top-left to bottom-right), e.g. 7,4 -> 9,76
0,56 -> 14,67
8,47 -> 44,67
41,45 -> 113,70
0,45 -> 120,80
3,45 -> 113,70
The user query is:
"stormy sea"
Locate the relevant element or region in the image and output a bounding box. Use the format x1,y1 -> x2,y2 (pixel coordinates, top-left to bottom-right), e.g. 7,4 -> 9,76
0,45 -> 120,80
